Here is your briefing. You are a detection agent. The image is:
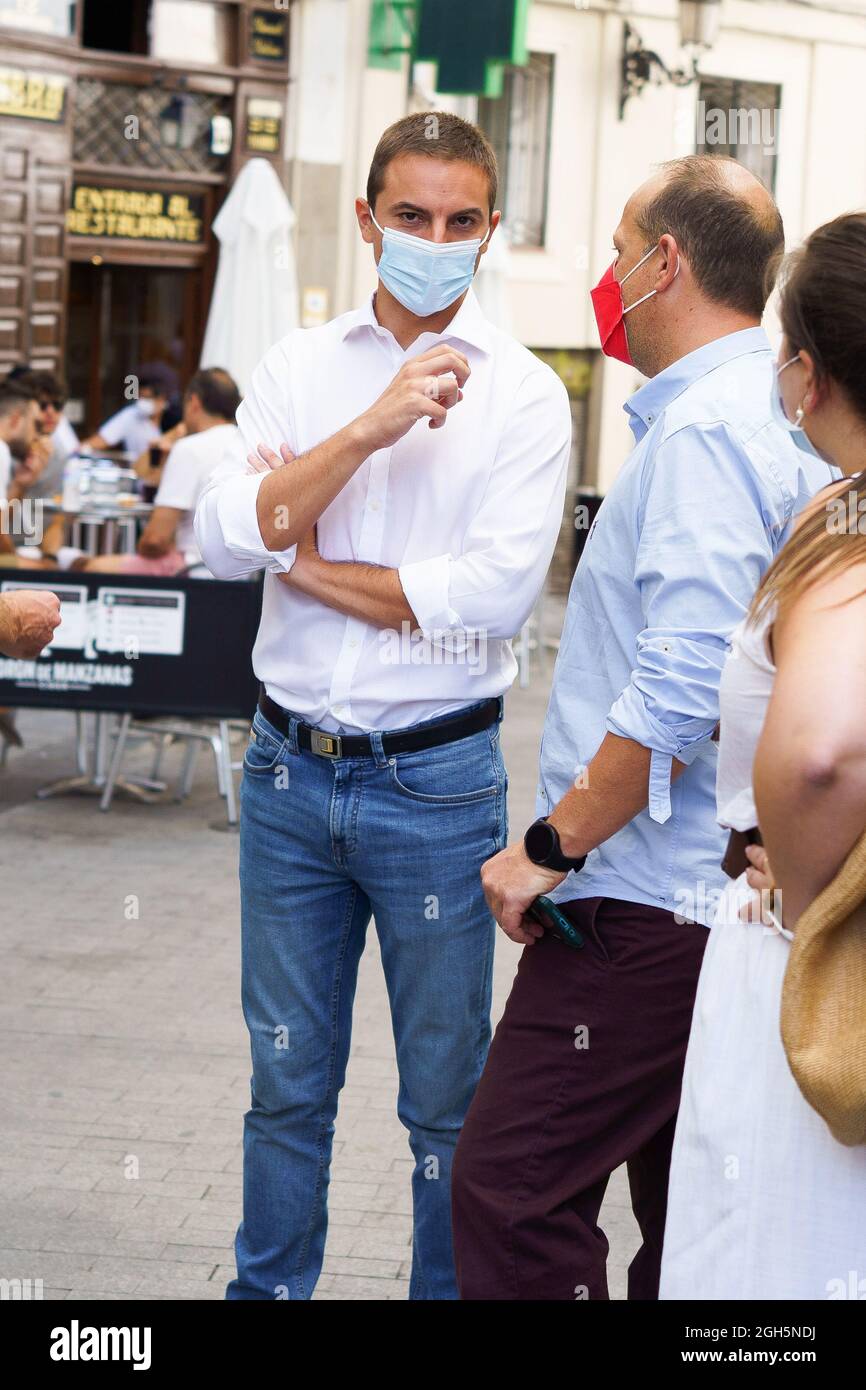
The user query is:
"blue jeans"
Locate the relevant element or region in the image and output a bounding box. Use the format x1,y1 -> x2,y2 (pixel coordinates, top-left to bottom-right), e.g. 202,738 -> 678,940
226,698 -> 507,1300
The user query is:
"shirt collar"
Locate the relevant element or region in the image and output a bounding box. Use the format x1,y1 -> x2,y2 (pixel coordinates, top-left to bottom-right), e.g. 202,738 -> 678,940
625,327 -> 771,434
340,287 -> 493,358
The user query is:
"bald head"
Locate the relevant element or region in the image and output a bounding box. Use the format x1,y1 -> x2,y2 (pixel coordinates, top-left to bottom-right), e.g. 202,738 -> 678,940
631,155 -> 784,317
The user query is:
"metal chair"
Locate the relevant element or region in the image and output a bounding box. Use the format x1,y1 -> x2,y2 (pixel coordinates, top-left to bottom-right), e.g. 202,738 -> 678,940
99,712 -> 248,826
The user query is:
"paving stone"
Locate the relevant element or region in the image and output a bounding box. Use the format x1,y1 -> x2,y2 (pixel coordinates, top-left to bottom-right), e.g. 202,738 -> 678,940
1,680 -> 638,1301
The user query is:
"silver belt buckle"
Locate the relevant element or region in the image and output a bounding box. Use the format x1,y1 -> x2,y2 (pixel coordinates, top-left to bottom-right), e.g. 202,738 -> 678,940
310,729 -> 342,758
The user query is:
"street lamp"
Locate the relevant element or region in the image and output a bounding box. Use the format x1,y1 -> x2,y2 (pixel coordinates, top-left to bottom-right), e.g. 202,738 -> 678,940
619,0 -> 722,119
158,91 -> 198,151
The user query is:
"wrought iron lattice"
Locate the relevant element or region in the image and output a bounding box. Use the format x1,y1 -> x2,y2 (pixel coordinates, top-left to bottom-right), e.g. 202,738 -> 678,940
73,79 -> 232,175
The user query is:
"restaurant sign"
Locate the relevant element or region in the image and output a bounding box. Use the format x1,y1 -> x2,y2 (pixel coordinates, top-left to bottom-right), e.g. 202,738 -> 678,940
245,97 -> 283,155
0,65 -> 67,122
66,186 -> 205,244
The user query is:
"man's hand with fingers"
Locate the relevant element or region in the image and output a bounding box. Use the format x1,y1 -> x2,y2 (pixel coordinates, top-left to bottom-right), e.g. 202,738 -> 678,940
246,442 -> 295,476
0,588 -> 61,658
358,345 -> 469,449
480,841 -> 566,947
252,345 -> 470,552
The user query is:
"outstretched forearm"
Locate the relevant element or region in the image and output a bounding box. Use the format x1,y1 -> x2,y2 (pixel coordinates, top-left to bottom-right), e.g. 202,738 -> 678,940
547,732 -> 688,858
283,554 -> 417,630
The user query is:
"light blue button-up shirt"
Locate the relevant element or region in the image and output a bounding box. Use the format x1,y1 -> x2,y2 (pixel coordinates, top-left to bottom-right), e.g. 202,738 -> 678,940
539,328 -> 836,927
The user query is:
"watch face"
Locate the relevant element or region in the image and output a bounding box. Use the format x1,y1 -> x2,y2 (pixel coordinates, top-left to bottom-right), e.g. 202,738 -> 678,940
525,819 -> 555,864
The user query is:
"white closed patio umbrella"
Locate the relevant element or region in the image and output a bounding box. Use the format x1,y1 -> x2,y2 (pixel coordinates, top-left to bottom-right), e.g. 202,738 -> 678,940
199,158 -> 299,394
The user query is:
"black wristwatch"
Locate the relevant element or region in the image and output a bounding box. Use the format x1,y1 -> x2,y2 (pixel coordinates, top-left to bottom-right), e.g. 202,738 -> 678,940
524,817 -> 587,873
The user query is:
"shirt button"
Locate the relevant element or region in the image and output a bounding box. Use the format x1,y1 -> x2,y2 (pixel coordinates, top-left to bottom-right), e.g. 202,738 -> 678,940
369,499 -> 380,511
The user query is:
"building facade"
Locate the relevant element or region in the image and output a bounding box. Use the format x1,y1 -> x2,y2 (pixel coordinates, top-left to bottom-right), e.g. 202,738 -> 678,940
283,0 -> 866,587
0,0 -> 291,430
3,0 -> 866,573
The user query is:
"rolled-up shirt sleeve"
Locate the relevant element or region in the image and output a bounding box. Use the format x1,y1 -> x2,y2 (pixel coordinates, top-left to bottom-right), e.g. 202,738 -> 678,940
605,421 -> 779,822
194,342 -> 299,580
398,366 -> 571,642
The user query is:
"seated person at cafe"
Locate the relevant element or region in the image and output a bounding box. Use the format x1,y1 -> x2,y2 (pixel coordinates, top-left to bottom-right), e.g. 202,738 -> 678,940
2,367 -> 79,557
81,363 -> 176,459
78,368 -> 245,578
0,378 -> 50,571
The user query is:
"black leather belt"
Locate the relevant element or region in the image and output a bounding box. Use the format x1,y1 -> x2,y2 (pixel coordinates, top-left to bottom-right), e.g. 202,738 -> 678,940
258,691 -> 501,760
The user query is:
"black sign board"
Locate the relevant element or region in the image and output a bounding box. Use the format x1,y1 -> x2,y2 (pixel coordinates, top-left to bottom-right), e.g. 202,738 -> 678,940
0,572 -> 262,718
250,7 -> 288,63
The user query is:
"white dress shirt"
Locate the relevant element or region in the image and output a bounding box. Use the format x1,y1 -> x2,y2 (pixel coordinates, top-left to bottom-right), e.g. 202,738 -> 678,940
195,289 -> 571,732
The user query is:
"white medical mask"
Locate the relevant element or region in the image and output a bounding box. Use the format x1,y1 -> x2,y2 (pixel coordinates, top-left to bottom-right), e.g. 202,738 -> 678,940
370,211 -> 491,317
772,354 -> 820,458
136,397 -> 157,417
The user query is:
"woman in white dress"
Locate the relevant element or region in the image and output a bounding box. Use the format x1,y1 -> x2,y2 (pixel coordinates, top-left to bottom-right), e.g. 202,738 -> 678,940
660,212 -> 866,1300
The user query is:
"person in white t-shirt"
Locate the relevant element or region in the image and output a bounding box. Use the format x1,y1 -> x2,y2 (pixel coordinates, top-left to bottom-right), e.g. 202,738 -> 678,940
82,365 -> 175,459
80,369 -> 246,577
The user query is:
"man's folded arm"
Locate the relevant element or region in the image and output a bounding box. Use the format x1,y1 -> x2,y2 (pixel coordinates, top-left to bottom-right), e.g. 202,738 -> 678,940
194,345 -> 299,580
290,368 -> 571,632
396,369 -> 572,639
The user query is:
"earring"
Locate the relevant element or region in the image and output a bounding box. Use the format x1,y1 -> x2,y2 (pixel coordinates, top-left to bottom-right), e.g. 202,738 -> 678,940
795,404 -> 805,427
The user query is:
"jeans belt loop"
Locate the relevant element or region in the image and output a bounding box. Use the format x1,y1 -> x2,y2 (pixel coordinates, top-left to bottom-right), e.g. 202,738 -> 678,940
286,715 -> 300,757
368,729 -> 388,769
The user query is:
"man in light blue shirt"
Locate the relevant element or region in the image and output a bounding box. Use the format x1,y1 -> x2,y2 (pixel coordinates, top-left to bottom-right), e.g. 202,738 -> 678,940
452,155 -> 835,1301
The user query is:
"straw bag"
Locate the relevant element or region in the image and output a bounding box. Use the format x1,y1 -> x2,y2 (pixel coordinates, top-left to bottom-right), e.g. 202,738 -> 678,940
780,824 -> 866,1146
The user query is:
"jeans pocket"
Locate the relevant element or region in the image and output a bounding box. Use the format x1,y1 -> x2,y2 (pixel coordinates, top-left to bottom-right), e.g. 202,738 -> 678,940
243,716 -> 288,776
387,729 -> 499,804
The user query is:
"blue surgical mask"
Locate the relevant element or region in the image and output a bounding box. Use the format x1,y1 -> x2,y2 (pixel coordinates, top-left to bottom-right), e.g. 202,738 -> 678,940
772,353 -> 821,459
370,211 -> 491,317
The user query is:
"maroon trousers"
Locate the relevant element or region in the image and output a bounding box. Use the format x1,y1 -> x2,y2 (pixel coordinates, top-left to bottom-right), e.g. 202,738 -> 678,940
451,896 -> 707,1301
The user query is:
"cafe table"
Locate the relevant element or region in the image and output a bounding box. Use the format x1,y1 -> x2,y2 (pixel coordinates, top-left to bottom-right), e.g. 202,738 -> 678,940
40,495 -> 154,557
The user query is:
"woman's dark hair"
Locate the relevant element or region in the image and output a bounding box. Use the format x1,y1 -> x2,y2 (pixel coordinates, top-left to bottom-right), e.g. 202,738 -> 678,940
750,212 -> 866,624
779,212 -> 866,426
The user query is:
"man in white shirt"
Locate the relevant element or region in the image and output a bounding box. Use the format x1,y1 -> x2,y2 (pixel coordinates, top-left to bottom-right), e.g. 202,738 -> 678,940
0,379 -> 41,563
82,365 -> 174,459
81,369 -> 245,576
195,112 -> 571,1301
1,369 -> 78,554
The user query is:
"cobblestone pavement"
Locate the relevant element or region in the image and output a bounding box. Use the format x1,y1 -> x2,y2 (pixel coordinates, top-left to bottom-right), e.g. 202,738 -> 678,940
0,651 -> 639,1301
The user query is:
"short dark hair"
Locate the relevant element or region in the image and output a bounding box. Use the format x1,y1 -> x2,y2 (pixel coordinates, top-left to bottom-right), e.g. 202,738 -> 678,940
635,155 -> 784,318
367,111 -> 498,216
138,362 -> 178,398
0,380 -> 35,418
11,368 -> 66,407
185,368 -> 241,421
